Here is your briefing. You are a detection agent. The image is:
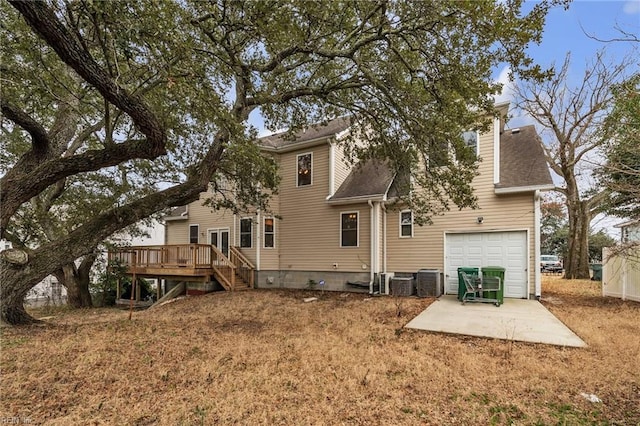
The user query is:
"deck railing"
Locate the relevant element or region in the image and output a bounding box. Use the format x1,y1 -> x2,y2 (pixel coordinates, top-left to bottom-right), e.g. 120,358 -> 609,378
108,244 -> 250,290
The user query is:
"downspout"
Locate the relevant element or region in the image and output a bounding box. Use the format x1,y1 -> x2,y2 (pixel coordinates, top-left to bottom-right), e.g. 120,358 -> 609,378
256,211 -> 261,271
328,142 -> 336,197
493,116 -> 500,185
534,190 -> 542,299
381,203 -> 388,295
233,214 -> 237,246
368,200 -> 375,294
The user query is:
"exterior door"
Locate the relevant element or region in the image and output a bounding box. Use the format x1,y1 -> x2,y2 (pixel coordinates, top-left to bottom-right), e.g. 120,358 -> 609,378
209,229 -> 230,258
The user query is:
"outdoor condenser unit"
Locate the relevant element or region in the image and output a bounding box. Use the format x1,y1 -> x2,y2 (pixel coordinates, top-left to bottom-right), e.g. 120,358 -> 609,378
416,269 -> 441,298
390,277 -> 414,297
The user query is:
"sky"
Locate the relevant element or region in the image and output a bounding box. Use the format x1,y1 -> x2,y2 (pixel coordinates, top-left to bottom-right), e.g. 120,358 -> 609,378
496,0 -> 639,236
496,0 -> 639,108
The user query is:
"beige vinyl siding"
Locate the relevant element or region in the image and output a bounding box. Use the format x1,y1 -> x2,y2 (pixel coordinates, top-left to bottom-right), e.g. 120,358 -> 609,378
385,127 -> 538,294
333,143 -> 353,192
278,144 -> 371,272
165,167 -> 283,269
166,192 -> 236,244
258,197 -> 281,270
165,219 -> 188,244
259,218 -> 280,270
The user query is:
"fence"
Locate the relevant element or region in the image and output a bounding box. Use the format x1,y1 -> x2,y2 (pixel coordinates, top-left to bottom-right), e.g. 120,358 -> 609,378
602,247 -> 640,302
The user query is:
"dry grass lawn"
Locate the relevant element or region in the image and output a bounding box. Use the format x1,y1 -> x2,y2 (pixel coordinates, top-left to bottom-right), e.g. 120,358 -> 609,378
1,276 -> 639,425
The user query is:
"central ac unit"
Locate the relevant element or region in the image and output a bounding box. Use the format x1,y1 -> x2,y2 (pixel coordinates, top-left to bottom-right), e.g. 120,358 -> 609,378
416,269 -> 441,297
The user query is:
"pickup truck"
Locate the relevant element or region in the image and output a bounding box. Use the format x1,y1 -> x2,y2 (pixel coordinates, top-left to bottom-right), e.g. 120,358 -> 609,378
541,255 -> 563,273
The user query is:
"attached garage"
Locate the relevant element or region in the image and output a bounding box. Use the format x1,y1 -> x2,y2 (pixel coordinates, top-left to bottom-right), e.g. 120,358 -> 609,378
445,231 -> 529,299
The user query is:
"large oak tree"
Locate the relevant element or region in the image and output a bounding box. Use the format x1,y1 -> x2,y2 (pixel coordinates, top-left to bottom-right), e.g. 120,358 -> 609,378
1,0 -> 559,325
513,51 -> 635,279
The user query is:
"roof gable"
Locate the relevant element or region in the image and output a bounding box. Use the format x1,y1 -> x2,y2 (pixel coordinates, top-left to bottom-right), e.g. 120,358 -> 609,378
329,159 -> 395,203
496,125 -> 553,192
259,117 -> 351,150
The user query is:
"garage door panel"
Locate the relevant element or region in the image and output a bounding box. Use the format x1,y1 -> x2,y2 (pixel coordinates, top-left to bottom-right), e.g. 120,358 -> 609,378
445,231 -> 528,298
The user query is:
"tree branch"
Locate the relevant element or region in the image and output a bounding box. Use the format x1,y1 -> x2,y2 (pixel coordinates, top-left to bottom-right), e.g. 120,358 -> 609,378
3,1 -> 169,236
0,98 -> 50,154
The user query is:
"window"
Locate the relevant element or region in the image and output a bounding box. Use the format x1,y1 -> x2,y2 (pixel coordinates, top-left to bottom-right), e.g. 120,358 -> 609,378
240,218 -> 252,248
462,130 -> 479,156
400,210 -> 413,238
264,217 -> 275,248
297,153 -> 312,186
189,225 -> 199,244
341,212 -> 358,247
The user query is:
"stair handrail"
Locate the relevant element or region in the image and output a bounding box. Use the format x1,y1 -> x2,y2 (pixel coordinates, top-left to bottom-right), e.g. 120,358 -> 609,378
229,246 -> 255,270
229,246 -> 255,288
210,244 -> 236,290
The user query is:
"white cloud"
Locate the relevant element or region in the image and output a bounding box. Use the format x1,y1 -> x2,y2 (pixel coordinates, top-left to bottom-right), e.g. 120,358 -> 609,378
494,65 -> 515,103
623,0 -> 640,15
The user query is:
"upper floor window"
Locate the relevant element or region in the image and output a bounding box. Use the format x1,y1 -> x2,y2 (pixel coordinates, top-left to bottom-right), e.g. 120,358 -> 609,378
264,217 -> 275,248
240,218 -> 252,248
341,212 -> 358,247
462,130 -> 479,156
297,153 -> 312,186
189,224 -> 199,244
400,210 -> 413,238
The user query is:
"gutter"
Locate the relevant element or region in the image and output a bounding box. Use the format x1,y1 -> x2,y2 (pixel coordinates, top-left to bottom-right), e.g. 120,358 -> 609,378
259,135 -> 335,153
495,184 -> 555,195
327,194 -> 385,205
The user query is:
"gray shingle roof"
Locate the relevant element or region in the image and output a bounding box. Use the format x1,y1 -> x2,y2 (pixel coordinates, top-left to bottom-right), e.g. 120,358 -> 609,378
496,125 -> 553,190
259,117 -> 351,149
329,159 -> 395,202
164,205 -> 188,220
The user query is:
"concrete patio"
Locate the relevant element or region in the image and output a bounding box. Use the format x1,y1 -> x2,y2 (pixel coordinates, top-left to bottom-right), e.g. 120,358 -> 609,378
405,295 -> 587,347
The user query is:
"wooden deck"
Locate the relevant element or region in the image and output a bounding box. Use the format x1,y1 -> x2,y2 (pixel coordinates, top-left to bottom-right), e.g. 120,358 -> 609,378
108,244 -> 255,291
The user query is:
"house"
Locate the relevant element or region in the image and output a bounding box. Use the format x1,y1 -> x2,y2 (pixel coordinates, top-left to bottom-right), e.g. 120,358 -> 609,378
111,103 -> 554,299
614,219 -> 640,243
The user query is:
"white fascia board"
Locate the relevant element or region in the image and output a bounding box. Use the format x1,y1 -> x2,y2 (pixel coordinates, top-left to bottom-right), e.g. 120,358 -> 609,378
326,194 -> 386,205
613,219 -> 640,228
335,128 -> 351,141
494,184 -> 555,194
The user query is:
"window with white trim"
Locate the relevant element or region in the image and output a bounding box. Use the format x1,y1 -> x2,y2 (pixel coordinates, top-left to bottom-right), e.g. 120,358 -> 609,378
240,218 -> 252,248
462,130 -> 479,157
189,225 -> 199,244
340,212 -> 358,247
264,217 -> 275,248
400,210 -> 413,238
297,153 -> 312,186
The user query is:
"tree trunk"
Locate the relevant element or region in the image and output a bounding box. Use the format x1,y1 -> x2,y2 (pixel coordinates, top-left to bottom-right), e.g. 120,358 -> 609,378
1,250 -> 41,326
54,260 -> 94,308
565,195 -> 591,279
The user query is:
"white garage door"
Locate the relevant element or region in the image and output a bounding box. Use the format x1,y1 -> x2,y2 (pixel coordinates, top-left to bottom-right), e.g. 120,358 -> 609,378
445,231 -> 528,298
